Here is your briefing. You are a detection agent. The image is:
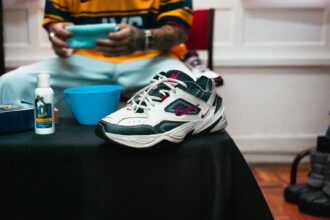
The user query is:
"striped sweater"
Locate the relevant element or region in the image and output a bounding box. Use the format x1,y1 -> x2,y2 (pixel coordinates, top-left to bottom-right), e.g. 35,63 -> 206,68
43,0 -> 192,62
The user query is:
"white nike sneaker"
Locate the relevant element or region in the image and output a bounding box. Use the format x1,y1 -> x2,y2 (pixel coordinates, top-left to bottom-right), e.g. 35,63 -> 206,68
184,51 -> 224,87
95,70 -> 227,148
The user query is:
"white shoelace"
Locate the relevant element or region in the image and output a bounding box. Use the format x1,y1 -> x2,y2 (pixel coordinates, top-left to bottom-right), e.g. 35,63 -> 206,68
127,73 -> 187,112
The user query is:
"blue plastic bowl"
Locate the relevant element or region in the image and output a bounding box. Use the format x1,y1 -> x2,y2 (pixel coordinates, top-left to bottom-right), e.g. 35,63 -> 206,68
64,85 -> 122,125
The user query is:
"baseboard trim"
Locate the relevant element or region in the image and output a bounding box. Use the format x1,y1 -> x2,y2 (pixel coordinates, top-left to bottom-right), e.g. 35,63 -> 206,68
243,152 -> 310,163
232,135 -> 318,163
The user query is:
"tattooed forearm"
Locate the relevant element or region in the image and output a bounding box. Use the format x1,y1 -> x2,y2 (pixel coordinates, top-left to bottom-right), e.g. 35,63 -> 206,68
151,25 -> 187,50
129,27 -> 145,52
96,23 -> 186,57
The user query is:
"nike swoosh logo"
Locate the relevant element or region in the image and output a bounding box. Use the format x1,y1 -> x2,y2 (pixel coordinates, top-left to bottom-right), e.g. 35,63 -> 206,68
174,104 -> 199,116
201,109 -> 210,118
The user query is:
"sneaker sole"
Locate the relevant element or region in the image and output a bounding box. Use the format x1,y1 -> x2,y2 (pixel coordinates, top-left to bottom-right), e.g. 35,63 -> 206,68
95,106 -> 227,148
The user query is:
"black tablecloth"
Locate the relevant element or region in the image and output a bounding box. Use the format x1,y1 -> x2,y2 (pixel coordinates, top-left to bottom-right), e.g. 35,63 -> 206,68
0,118 -> 273,220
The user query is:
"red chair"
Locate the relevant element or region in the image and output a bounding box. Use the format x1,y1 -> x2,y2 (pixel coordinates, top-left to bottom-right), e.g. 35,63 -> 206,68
185,9 -> 215,70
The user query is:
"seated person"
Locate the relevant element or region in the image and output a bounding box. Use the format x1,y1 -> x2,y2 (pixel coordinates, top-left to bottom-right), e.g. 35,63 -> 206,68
0,0 -> 193,110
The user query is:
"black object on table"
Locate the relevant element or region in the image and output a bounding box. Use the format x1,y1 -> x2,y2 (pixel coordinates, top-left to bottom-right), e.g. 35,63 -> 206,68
0,118 -> 273,220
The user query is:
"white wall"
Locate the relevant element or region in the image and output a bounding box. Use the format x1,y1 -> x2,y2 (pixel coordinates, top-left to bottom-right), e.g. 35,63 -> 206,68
3,0 -> 56,66
196,0 -> 330,66
218,67 -> 330,162
2,0 -> 330,162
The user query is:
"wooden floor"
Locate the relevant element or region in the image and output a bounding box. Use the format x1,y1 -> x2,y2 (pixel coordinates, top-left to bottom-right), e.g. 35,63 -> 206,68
250,164 -> 329,220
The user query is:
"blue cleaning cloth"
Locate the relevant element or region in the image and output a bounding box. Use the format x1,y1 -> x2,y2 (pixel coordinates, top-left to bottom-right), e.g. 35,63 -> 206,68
65,24 -> 119,49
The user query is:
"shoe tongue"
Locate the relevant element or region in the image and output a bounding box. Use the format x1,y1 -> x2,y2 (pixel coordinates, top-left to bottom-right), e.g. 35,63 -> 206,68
190,58 -> 203,68
184,50 -> 199,61
130,70 -> 195,113
147,70 -> 194,100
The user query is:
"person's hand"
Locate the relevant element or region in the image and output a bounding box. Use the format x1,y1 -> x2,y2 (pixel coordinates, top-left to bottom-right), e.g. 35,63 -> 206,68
96,23 -> 144,57
48,22 -> 74,58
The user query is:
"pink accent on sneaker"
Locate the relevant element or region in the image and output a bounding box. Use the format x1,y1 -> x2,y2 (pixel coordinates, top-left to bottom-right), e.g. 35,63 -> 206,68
214,77 -> 223,82
161,95 -> 167,101
169,72 -> 180,79
174,104 -> 200,117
